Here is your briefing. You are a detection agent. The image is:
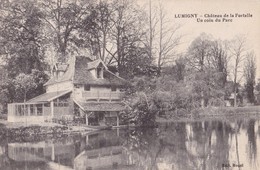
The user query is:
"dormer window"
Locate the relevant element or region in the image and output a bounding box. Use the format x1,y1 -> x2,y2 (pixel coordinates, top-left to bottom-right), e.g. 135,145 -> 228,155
52,63 -> 68,79
96,66 -> 103,79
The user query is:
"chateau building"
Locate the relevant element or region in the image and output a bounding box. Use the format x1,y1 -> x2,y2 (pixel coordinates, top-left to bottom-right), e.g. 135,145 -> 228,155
8,56 -> 127,126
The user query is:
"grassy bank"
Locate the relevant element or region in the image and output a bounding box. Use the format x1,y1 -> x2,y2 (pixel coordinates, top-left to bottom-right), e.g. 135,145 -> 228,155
157,105 -> 260,122
0,119 -> 95,142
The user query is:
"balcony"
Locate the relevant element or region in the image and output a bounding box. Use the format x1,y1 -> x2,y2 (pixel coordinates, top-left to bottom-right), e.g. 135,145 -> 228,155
81,91 -> 124,102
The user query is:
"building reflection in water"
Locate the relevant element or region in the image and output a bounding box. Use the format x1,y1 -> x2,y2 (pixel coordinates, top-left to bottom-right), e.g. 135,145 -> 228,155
7,136 -> 76,170
2,119 -> 260,170
74,129 -> 138,170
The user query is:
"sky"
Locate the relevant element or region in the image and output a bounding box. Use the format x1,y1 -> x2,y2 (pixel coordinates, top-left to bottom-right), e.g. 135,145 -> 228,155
138,0 -> 260,79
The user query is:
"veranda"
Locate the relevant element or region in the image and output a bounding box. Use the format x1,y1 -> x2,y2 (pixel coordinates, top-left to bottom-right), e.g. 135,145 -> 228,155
7,100 -> 70,123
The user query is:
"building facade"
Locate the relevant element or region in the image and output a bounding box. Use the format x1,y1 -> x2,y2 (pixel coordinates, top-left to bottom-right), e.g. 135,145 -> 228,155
8,56 -> 127,126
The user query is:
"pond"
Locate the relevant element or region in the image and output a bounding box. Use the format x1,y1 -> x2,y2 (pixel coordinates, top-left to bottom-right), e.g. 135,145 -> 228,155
1,118 -> 260,170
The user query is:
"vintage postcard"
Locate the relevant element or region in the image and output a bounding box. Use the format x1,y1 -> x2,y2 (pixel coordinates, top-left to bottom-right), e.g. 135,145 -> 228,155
0,0 -> 260,169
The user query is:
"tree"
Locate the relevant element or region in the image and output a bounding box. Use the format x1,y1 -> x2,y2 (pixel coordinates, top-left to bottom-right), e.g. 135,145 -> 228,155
186,33 -> 213,107
12,70 -> 48,102
256,79 -> 260,92
157,1 -> 181,74
86,1 -> 114,61
40,0 -> 92,62
244,51 -> 256,103
144,0 -> 182,74
209,40 -> 229,87
78,0 -> 114,61
186,34 -> 232,107
0,0 -> 49,111
13,73 -> 37,102
148,0 -> 155,60
187,33 -> 212,72
162,56 -> 186,82
0,0 -> 46,78
105,0 -> 148,77
229,35 -> 247,107
145,0 -> 159,61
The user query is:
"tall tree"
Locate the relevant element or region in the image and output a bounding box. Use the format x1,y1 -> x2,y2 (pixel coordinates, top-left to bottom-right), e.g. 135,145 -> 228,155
157,1 -> 181,74
105,0 -> 147,77
80,0 -> 114,61
186,33 -> 213,107
146,0 -> 158,61
40,0 -> 92,62
144,0 -> 182,74
0,0 -> 48,108
149,0 -> 153,60
187,33 -> 212,72
244,51 -> 256,103
209,40 -> 229,87
0,0 -> 46,77
229,35 -> 247,107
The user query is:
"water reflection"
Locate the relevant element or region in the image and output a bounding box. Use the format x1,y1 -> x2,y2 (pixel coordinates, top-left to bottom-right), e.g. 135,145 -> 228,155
1,119 -> 260,170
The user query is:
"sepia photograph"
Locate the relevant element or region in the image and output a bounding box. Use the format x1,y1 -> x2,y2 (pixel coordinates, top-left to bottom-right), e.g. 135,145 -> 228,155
0,0 -> 260,169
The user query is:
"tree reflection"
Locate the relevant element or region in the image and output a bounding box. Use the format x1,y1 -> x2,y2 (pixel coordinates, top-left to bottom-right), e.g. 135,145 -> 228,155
247,119 -> 257,166
123,121 -> 237,170
235,121 -> 241,170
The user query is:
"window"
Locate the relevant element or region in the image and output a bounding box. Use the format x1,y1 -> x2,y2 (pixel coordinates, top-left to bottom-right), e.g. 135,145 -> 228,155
36,104 -> 43,116
44,103 -> 50,107
30,105 -> 35,116
16,105 -> 24,116
97,67 -> 102,78
24,105 -> 29,116
84,85 -> 90,91
75,84 -> 81,88
111,86 -> 117,92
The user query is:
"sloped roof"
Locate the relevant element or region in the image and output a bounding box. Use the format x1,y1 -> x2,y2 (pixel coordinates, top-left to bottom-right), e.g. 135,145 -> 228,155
73,56 -> 126,86
44,57 -> 76,86
76,101 -> 125,111
26,90 -> 72,103
87,59 -> 107,70
45,56 -> 126,87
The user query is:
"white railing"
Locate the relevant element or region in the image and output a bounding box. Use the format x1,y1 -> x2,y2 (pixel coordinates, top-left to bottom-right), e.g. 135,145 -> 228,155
82,91 -> 124,101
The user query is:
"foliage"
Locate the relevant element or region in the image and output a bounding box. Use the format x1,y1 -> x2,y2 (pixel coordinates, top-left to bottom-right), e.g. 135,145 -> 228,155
12,70 -> 48,102
0,0 -> 46,77
229,35 -> 247,107
40,0 -> 92,62
145,1 -> 182,74
130,93 -> 157,126
186,33 -> 213,71
244,51 -> 256,103
0,70 -> 48,112
256,79 -> 260,92
13,73 -> 37,102
152,80 -> 194,113
78,0 -> 113,60
0,0 -> 48,110
123,76 -> 157,126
